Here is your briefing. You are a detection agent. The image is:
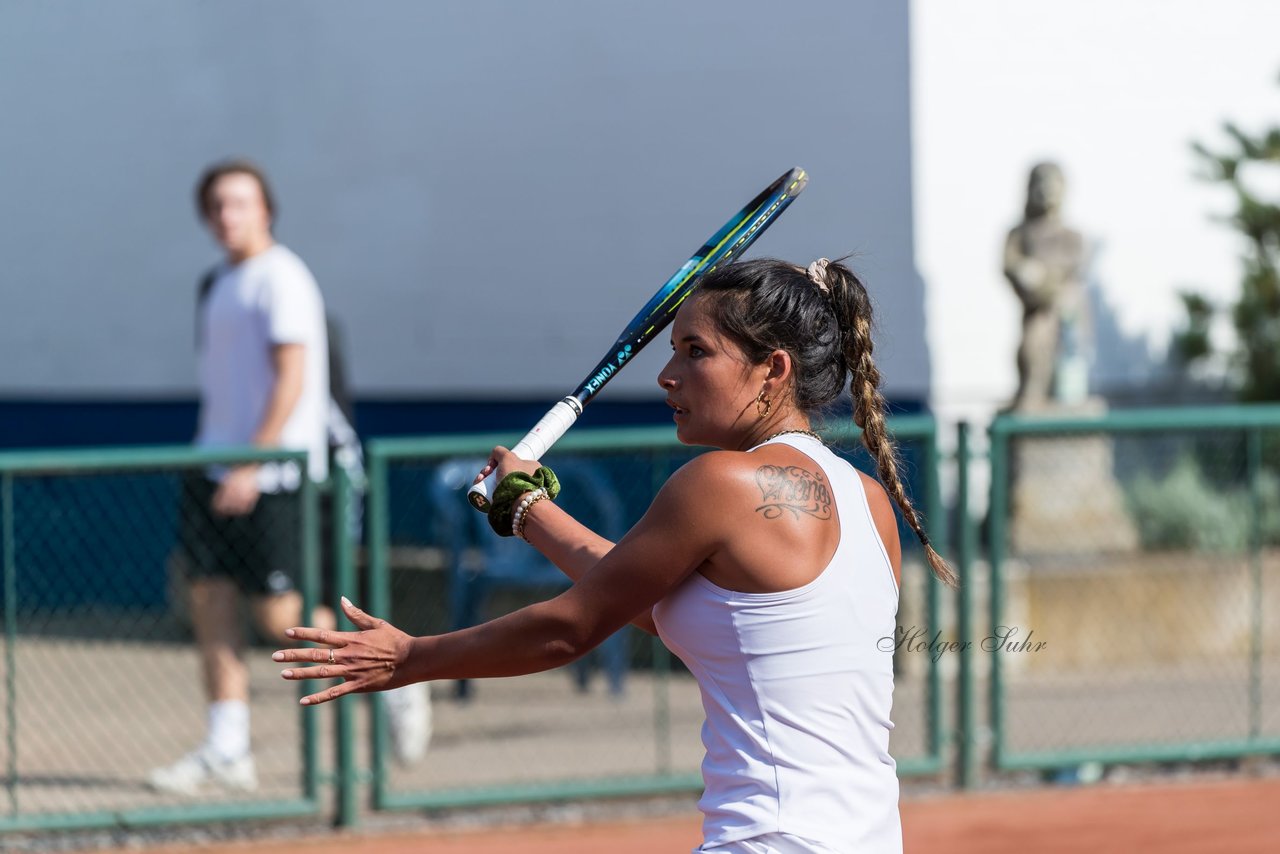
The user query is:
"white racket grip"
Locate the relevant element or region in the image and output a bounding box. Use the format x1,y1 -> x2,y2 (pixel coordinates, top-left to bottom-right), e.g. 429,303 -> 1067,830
466,397 -> 582,511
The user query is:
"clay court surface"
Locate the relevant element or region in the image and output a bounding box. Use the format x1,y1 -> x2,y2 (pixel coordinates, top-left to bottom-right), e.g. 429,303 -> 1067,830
120,776 -> 1280,853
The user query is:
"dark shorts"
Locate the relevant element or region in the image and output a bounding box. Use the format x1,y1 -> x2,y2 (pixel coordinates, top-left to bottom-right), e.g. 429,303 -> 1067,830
179,474 -> 302,597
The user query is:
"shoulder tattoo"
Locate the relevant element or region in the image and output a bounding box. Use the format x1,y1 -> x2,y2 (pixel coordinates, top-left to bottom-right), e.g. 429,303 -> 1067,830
754,465 -> 833,521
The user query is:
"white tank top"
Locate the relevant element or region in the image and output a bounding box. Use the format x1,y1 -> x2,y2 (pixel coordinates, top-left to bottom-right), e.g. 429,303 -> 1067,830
652,434 -> 902,853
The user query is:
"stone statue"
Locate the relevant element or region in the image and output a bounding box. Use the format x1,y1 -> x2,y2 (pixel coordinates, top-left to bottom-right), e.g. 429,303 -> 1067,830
1000,163 -> 1137,557
1004,162 -> 1085,411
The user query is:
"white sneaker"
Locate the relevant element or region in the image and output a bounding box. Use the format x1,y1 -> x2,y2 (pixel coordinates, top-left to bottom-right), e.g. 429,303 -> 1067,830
385,683 -> 431,765
147,748 -> 258,795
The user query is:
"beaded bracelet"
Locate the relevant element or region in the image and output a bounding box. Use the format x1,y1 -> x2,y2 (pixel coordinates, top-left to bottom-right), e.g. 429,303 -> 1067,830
509,487 -> 544,540
512,488 -> 551,541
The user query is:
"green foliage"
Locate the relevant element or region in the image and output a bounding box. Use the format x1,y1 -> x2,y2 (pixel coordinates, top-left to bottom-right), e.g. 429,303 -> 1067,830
1126,453 -> 1280,551
1127,456 -> 1250,551
1172,292 -> 1214,363
1180,100 -> 1280,398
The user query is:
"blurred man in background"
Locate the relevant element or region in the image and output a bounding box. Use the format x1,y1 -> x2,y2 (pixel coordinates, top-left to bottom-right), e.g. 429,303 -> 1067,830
149,160 -> 427,795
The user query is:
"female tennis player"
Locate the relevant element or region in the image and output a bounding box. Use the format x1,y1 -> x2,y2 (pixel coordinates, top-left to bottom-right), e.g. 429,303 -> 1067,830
276,257 -> 954,853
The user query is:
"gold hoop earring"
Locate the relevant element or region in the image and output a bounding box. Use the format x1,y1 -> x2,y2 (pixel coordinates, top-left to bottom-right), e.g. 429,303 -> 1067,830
755,390 -> 772,419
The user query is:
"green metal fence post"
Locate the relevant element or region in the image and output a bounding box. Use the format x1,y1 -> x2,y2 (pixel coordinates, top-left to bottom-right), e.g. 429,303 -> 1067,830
299,474 -> 320,807
3,474 -> 16,818
332,465 -> 360,827
366,450 -> 392,810
987,418 -> 1010,770
1247,427 -> 1263,743
955,422 -> 976,789
923,420 -> 944,770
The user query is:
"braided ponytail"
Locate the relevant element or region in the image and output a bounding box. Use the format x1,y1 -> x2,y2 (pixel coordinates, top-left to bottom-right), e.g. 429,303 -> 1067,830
822,260 -> 958,588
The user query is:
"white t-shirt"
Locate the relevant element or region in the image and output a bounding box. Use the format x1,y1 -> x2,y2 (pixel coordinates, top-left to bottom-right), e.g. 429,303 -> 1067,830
196,244 -> 329,491
653,434 -> 902,853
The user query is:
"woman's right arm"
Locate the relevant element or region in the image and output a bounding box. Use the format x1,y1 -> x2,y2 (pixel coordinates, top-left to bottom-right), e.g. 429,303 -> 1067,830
483,444 -> 676,634
519,501 -> 613,581
521,502 -> 658,635
481,446 -> 655,633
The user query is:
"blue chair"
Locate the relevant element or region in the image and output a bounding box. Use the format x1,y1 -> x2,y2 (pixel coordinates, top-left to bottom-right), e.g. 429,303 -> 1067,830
429,457 -> 631,699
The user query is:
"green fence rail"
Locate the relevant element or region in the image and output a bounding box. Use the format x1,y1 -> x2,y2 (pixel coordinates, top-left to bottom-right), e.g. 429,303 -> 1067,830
987,405 -> 1280,773
0,446 -> 323,833
363,417 -> 949,814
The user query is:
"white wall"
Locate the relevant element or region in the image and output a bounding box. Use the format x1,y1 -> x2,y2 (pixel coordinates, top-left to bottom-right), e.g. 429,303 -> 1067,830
0,1 -> 928,401
913,0 -> 1280,425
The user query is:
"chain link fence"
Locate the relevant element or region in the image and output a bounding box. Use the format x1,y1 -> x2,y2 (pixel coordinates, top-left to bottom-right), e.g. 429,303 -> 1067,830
6,408 -> 1280,837
0,448 -> 321,832
0,426 -> 947,834
986,408 -> 1280,772
364,420 -> 948,811
3,411 -> 1178,836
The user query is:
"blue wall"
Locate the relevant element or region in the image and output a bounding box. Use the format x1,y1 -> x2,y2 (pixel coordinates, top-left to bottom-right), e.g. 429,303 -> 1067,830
0,2 -> 929,403
0,396 -> 925,450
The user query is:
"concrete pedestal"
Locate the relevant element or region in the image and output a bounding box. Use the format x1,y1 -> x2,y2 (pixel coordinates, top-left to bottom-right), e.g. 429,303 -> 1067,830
1008,400 -> 1139,557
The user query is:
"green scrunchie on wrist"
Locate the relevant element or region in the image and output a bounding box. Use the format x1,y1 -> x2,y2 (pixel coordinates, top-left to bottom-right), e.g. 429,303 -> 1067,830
487,466 -> 561,536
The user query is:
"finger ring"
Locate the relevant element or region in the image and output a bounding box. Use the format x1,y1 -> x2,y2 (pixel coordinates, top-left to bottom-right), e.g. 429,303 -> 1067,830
328,648 -> 336,665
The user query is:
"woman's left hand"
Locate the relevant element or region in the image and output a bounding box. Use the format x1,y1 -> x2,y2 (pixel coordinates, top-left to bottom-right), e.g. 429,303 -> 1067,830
274,597 -> 416,706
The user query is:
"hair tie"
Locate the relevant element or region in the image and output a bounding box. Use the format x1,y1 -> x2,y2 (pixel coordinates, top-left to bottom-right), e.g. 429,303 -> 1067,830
806,258 -> 831,295
487,466 -> 560,536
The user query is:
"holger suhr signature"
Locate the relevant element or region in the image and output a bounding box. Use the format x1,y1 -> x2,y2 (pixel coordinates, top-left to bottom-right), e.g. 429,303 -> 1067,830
878,625 -> 1047,662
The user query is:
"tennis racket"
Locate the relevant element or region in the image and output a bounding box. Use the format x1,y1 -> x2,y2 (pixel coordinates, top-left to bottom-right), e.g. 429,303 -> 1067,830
467,167 -> 809,511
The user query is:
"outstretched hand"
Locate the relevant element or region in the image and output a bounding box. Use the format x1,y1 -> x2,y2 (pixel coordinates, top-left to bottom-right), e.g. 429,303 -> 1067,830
274,597 -> 416,706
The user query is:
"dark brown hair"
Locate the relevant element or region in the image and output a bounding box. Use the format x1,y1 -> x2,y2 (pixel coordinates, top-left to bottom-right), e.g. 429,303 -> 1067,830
696,257 -> 957,587
194,158 -> 277,223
